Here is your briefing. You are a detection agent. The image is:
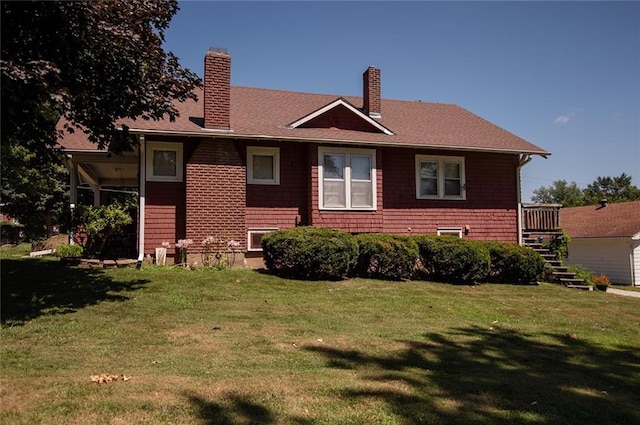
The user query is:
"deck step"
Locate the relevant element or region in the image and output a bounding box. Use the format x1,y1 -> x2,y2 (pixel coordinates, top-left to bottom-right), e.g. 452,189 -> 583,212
561,278 -> 586,284
554,272 -> 577,278
541,254 -> 557,260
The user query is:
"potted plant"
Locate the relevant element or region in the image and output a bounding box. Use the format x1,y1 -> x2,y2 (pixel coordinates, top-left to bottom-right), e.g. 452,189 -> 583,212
593,274 -> 610,292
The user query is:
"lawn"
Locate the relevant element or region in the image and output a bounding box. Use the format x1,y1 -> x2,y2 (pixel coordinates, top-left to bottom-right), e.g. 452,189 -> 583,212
1,249 -> 639,424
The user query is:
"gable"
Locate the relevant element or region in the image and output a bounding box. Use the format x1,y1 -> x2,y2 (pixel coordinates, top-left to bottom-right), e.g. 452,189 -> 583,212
286,98 -> 394,135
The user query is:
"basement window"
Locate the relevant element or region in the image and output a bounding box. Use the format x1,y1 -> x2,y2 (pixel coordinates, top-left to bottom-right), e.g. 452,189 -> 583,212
248,228 -> 278,251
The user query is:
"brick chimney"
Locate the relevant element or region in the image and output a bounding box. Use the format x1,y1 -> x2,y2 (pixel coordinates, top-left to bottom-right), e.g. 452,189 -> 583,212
204,48 -> 231,130
363,66 -> 381,118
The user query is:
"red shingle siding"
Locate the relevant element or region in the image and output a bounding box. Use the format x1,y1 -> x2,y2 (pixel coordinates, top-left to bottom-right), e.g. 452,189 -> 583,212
186,139 -> 246,252
204,50 -> 231,130
381,148 -> 519,242
300,104 -> 381,133
144,181 -> 186,253
309,145 -> 385,232
245,142 -> 309,230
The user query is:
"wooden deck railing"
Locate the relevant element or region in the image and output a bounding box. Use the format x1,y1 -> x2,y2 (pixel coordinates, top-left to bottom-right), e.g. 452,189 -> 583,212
521,204 -> 562,233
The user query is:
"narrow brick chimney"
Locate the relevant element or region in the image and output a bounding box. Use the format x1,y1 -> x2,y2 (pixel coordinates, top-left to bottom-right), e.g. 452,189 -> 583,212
363,66 -> 381,118
204,48 -> 231,130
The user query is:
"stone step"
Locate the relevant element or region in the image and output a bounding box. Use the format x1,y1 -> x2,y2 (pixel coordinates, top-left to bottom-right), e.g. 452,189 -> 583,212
566,284 -> 593,291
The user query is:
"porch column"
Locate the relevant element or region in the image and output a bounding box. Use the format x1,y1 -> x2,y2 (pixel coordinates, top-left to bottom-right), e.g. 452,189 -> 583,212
91,184 -> 101,206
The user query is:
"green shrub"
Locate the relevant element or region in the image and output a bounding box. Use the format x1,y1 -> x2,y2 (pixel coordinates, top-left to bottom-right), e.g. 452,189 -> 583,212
355,233 -> 419,281
262,227 -> 358,280
55,243 -> 83,257
414,235 -> 490,284
568,264 -> 595,286
485,242 -> 546,284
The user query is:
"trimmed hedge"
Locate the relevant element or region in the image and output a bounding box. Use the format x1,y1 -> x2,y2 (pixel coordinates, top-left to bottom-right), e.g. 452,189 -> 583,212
355,233 -> 419,281
262,227 -> 358,280
485,242 -> 546,284
415,235 -> 490,284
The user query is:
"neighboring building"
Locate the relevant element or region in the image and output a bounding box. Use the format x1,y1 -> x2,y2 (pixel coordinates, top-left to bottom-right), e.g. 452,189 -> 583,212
59,48 -> 549,265
560,201 -> 640,286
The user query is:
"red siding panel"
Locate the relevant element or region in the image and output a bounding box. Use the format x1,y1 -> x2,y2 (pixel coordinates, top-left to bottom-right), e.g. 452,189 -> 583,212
144,181 -> 186,253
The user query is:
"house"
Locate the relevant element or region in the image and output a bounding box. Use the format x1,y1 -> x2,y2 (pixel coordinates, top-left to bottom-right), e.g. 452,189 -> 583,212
59,48 -> 550,266
560,201 -> 640,286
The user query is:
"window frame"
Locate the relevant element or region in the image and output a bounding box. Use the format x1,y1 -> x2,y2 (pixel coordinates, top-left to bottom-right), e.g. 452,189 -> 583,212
146,141 -> 183,182
415,155 -> 466,200
247,147 -> 280,185
247,228 -> 278,251
437,227 -> 463,238
318,147 -> 377,211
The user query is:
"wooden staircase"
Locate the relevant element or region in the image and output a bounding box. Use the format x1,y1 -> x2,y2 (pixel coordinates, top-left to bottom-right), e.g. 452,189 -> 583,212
522,233 -> 591,290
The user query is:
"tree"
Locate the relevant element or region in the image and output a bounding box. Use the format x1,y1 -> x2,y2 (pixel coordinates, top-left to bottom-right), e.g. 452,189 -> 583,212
583,173 -> 640,205
531,180 -> 584,207
1,0 -> 200,236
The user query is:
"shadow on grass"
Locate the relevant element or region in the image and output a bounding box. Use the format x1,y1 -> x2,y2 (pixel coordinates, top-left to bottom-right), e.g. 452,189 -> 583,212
1,258 -> 149,326
307,326 -> 640,425
187,392 -> 274,425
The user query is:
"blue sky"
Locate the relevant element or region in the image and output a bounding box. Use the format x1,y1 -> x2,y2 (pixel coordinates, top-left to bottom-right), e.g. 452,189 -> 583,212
164,1 -> 640,202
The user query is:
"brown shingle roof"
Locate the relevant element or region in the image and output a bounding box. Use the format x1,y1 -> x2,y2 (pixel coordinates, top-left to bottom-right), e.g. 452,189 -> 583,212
58,86 -> 549,156
560,201 -> 640,239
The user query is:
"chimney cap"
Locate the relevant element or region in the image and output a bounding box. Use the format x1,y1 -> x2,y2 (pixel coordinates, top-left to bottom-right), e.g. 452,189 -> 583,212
208,47 -> 228,54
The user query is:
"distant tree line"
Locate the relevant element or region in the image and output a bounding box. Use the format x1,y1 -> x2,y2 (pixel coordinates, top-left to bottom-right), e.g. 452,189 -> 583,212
531,173 -> 640,207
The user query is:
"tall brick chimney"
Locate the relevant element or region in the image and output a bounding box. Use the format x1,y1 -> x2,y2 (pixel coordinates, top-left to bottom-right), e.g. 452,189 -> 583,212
204,48 -> 231,130
363,66 -> 381,118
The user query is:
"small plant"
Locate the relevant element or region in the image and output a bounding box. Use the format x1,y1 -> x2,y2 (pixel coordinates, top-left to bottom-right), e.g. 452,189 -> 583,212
568,264 -> 594,286
593,274 -> 611,291
175,239 -> 193,266
55,243 -> 83,257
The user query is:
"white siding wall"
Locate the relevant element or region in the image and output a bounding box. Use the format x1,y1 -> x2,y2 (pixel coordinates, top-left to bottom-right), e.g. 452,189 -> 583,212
632,240 -> 640,286
566,238 -> 633,285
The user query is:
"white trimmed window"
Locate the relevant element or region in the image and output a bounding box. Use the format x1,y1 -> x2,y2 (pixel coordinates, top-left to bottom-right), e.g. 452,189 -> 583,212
437,227 -> 463,238
318,147 -> 376,210
248,228 -> 278,251
146,142 -> 183,182
415,155 -> 465,200
247,147 -> 280,185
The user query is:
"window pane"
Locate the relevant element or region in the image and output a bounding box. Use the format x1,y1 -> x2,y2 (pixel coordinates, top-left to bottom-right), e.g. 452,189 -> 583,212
351,155 -> 371,180
253,155 -> 274,180
444,162 -> 460,179
351,181 -> 373,208
323,180 -> 346,207
323,154 -> 344,179
420,178 -> 438,196
153,150 -> 177,176
419,161 -> 437,179
444,179 -> 461,196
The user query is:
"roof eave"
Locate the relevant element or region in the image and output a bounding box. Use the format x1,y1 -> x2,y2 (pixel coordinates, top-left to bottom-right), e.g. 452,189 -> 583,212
123,127 -> 550,157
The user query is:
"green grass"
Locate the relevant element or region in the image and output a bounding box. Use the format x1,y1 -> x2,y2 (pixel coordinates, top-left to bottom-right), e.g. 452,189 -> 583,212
1,253 -> 639,424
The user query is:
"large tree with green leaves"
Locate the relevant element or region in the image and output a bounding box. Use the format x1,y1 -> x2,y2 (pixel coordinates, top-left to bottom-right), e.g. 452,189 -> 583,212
531,180 -> 584,207
1,0 -> 200,236
582,173 -> 640,205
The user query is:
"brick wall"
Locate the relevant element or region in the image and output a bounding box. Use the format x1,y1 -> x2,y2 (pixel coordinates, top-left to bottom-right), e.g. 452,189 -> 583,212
203,49 -> 231,130
185,139 -> 246,253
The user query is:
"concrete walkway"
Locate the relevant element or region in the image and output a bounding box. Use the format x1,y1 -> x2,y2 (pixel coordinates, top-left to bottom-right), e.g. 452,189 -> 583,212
607,288 -> 640,298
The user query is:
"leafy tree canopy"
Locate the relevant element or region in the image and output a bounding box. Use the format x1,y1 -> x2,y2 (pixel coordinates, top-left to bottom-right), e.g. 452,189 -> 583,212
1,0 -> 200,236
531,173 -> 640,206
1,0 -> 201,150
531,180 -> 584,207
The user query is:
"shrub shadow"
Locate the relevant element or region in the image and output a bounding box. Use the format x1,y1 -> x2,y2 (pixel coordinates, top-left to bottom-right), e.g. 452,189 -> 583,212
186,392 -> 274,425
306,326 -> 640,424
1,258 -> 149,326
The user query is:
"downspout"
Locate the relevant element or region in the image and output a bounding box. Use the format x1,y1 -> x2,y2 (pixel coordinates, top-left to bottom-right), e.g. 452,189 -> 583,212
516,154 -> 533,246
137,134 -> 146,265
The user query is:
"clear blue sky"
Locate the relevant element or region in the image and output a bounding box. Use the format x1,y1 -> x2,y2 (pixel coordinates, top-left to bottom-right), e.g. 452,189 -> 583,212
164,1 -> 640,202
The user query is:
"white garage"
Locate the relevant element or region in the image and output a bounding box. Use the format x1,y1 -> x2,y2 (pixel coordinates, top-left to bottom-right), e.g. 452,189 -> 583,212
560,201 -> 640,286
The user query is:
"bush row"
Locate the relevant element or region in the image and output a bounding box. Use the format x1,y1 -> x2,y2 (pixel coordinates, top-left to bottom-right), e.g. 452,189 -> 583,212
262,227 -> 546,284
